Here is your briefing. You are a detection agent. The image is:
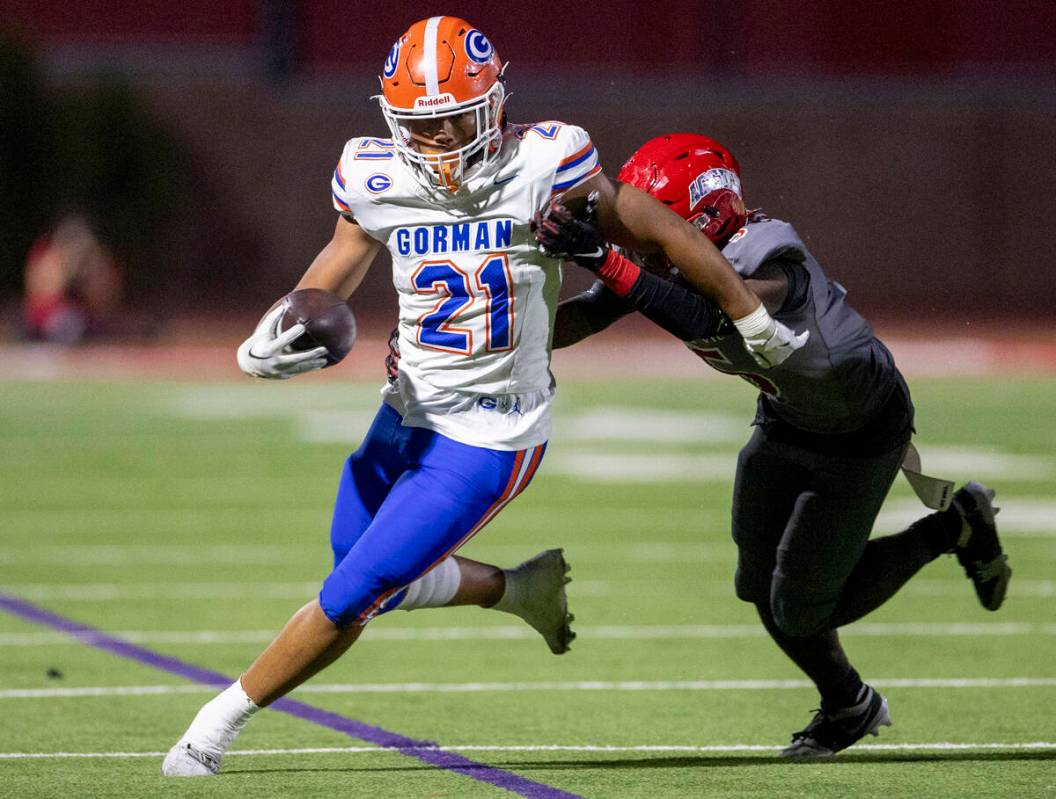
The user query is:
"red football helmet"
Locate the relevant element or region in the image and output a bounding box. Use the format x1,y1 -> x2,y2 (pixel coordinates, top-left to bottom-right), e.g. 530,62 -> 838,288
618,133 -> 747,245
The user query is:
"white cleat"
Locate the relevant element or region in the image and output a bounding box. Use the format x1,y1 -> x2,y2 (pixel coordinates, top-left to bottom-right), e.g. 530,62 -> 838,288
162,740 -> 221,777
495,548 -> 575,654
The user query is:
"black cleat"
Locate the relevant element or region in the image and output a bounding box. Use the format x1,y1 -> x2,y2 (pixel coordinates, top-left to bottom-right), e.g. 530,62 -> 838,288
951,482 -> 1011,611
780,685 -> 891,760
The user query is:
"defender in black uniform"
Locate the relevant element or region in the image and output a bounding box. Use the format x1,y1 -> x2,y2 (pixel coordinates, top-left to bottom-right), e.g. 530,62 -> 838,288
532,133 -> 1011,758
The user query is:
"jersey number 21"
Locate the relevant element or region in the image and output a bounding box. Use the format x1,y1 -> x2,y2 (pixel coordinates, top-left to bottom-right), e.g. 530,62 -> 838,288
412,254 -> 513,354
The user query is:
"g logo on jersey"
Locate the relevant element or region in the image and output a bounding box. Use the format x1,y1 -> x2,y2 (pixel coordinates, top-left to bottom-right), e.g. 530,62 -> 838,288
465,29 -> 493,64
365,173 -> 393,194
383,40 -> 401,78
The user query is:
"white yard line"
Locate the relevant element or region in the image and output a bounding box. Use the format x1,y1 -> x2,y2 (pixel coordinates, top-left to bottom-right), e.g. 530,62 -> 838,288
1,577 -> 1054,602
161,388 -> 1056,484
4,677 -> 1056,700
3,621 -> 1056,647
0,582 -> 320,601
299,408 -> 749,446
877,498 -> 1056,535
15,577 -> 1056,602
898,579 -> 1056,597
548,453 -> 738,482
0,541 -> 730,565
0,685 -> 210,698
3,529 -> 1053,572
546,447 -> 1056,484
3,741 -> 1056,759
0,545 -> 318,566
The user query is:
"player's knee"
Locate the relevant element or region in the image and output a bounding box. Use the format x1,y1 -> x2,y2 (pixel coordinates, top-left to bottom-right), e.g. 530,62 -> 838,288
733,564 -> 771,606
770,583 -> 836,638
318,566 -> 394,628
771,605 -> 829,638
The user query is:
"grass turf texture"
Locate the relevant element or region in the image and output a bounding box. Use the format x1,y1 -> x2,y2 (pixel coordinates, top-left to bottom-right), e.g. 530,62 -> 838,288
1,376 -> 1054,798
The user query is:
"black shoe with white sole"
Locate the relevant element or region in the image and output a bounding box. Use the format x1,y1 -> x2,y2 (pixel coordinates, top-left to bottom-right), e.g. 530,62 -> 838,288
780,685 -> 891,759
951,482 -> 1011,611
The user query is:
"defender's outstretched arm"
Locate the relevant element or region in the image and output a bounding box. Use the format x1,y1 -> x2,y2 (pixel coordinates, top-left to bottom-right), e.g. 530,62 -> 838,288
565,175 -> 761,321
537,179 -> 808,367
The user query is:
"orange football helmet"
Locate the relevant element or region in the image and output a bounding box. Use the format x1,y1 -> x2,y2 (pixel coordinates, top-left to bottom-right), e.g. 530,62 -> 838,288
378,16 -> 506,192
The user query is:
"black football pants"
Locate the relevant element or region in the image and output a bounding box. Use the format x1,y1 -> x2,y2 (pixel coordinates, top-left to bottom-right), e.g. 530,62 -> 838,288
731,425 -> 907,637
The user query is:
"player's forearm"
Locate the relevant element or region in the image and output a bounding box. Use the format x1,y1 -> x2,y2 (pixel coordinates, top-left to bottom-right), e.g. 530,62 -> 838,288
552,303 -> 599,349
605,181 -> 760,320
552,282 -> 631,349
656,223 -> 760,320
295,218 -> 380,299
587,251 -> 725,341
295,243 -> 376,299
621,268 -> 726,342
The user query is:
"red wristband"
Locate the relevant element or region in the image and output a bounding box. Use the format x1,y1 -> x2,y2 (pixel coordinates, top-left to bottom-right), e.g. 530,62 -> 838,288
595,249 -> 641,297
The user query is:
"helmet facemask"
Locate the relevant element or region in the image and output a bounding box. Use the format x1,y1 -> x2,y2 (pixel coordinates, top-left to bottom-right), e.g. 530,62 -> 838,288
379,80 -> 506,194
685,167 -> 745,244
690,186 -> 747,245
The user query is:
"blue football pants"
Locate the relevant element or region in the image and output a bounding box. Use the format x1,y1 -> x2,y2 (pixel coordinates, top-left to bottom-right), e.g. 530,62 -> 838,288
318,403 -> 545,627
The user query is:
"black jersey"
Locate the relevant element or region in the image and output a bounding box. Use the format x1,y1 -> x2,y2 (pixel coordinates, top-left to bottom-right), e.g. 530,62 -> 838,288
677,218 -> 908,446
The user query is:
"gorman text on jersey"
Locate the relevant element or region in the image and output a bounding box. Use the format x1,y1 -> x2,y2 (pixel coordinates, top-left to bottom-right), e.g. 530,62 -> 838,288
395,218 -> 514,257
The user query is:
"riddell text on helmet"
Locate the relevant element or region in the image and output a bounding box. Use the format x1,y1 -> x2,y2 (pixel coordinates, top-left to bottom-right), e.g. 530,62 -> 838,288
414,94 -> 457,109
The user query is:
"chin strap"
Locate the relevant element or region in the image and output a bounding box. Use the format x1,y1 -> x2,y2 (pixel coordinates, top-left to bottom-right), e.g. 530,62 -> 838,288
901,441 -> 955,510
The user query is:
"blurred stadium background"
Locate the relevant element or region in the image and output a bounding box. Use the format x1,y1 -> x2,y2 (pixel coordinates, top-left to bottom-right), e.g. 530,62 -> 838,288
1,0 -> 1055,340
1,3 -> 1055,797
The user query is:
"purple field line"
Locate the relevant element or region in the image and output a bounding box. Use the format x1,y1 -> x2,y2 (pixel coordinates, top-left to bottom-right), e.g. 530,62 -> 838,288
0,593 -> 582,799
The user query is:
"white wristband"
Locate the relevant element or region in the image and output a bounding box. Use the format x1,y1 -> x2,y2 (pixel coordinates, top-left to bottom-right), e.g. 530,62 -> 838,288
732,303 -> 773,338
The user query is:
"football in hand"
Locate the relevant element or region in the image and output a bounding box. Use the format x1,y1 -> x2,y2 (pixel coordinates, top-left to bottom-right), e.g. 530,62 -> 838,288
279,288 -> 356,367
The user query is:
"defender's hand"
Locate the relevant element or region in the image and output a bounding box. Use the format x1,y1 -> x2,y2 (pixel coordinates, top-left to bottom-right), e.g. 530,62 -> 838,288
384,326 -> 400,384
236,305 -> 328,379
531,192 -> 607,270
732,304 -> 810,368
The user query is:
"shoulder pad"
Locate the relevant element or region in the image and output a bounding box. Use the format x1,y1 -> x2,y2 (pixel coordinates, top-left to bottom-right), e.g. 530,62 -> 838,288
721,218 -> 807,278
331,137 -> 398,215
550,124 -> 602,195
513,121 -> 568,142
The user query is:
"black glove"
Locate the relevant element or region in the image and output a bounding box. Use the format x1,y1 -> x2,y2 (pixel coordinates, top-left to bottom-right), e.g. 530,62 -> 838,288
384,326 -> 400,384
530,191 -> 607,270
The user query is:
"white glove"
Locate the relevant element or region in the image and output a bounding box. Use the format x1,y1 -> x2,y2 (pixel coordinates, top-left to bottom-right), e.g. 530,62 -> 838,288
236,305 -> 328,379
732,304 -> 809,369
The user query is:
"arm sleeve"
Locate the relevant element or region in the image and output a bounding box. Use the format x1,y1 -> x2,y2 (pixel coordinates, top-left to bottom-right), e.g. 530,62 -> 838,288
622,268 -> 728,342
769,257 -> 810,315
552,280 -> 634,349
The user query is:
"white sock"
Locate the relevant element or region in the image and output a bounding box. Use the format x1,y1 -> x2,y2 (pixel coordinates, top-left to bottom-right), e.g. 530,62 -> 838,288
182,680 -> 259,756
492,567 -> 523,615
395,557 -> 461,611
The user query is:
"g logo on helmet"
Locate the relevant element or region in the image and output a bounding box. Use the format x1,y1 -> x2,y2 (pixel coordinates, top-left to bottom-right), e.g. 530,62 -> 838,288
464,29 -> 493,64
365,173 -> 392,194
383,40 -> 401,79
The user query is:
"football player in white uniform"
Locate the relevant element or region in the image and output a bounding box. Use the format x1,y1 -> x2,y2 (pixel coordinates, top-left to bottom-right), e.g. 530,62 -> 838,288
163,16 -> 805,776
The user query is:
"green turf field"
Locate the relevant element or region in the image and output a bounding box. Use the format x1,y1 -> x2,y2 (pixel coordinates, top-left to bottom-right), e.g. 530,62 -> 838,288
1,376 -> 1054,798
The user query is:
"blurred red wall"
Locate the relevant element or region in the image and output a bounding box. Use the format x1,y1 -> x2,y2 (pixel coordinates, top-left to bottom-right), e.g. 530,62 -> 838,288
1,1 -> 1054,324
5,0 -> 1056,74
